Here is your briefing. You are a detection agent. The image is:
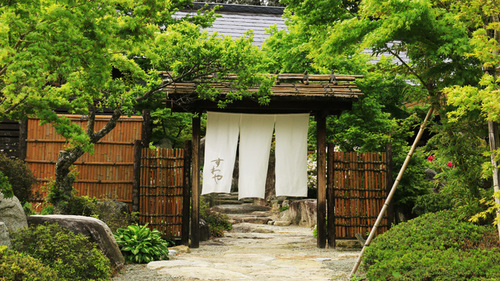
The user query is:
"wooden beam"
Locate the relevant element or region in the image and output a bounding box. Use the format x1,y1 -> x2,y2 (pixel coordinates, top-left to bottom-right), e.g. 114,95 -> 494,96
182,140 -> 192,246
191,116 -> 201,248
316,111 -> 327,248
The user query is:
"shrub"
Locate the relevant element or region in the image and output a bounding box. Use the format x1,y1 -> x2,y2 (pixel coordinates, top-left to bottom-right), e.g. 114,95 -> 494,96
114,224 -> 170,263
412,191 -> 455,216
0,152 -> 36,205
200,199 -> 231,237
54,195 -> 100,216
94,199 -> 138,233
363,210 -> 500,280
0,246 -> 59,281
11,223 -> 111,281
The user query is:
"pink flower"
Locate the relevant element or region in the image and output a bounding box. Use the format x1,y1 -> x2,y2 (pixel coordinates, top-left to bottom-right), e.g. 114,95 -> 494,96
427,156 -> 436,162
446,162 -> 454,168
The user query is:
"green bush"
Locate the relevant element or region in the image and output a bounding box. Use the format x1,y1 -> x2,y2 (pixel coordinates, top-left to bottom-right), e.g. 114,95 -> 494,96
412,191 -> 455,216
363,210 -> 500,280
54,195 -> 100,216
0,152 -> 36,205
114,224 -> 170,263
94,199 -> 138,233
200,197 -> 231,237
11,223 -> 111,281
0,246 -> 59,281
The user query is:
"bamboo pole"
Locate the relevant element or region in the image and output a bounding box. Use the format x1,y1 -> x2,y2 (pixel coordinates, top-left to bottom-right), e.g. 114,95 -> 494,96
350,106 -> 434,278
488,121 -> 500,237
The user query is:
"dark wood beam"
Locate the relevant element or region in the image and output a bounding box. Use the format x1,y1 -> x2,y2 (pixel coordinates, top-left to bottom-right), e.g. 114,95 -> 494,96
191,116 -> 201,248
316,111 -> 327,248
182,140 -> 193,246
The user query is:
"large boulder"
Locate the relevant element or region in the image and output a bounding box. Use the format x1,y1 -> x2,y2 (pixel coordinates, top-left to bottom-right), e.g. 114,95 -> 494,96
0,222 -> 11,248
279,199 -> 317,227
28,215 -> 125,271
0,192 -> 27,233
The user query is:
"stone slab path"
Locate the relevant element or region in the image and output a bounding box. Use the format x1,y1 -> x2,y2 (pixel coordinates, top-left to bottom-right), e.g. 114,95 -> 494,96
143,223 -> 360,281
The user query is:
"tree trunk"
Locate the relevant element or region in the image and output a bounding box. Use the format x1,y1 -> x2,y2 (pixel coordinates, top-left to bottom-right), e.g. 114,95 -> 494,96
51,108 -> 122,210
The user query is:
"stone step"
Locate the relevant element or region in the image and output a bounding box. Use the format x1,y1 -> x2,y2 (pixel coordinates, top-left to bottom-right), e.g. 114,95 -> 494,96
215,199 -> 254,205
211,204 -> 271,214
227,214 -> 273,225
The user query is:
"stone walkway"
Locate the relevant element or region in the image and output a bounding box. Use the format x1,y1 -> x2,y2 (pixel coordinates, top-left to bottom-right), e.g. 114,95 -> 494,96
144,223 -> 360,281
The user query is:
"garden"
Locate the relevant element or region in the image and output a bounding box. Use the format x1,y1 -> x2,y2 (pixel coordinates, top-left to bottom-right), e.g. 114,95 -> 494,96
2,0 -> 500,280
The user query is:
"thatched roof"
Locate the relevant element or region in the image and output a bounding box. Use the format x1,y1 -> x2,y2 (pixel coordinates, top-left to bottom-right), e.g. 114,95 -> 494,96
165,73 -> 364,115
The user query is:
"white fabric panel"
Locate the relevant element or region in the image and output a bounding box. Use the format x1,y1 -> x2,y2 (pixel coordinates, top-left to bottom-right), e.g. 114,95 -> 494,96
202,112 -> 241,195
238,114 -> 276,199
274,114 -> 309,197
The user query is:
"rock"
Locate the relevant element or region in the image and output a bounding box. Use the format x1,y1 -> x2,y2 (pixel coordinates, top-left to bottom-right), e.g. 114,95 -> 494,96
231,223 -> 274,234
199,219 -> 210,241
96,200 -> 129,214
280,199 -> 317,227
0,192 -> 27,233
335,239 -> 362,250
227,214 -> 272,224
95,200 -> 132,233
0,222 -> 11,248
273,220 -> 291,226
28,215 -> 125,271
169,245 -> 190,254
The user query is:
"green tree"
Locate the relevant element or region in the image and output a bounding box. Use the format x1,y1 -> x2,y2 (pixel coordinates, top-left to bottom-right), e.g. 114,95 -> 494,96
316,0 -> 492,216
1,0 -> 272,209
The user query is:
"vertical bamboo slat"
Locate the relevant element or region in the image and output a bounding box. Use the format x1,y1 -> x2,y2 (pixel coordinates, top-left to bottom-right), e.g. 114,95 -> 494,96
329,146 -> 392,241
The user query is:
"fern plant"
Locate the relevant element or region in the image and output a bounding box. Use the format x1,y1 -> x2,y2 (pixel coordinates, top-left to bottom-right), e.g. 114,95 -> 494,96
114,224 -> 170,263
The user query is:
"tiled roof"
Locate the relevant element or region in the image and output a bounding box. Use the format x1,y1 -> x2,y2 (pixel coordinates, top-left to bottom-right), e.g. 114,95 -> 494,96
176,2 -> 286,47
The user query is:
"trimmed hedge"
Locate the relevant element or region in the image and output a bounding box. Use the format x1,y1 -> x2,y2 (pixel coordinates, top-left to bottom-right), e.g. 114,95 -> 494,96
363,210 -> 500,280
0,246 -> 59,280
11,223 -> 111,281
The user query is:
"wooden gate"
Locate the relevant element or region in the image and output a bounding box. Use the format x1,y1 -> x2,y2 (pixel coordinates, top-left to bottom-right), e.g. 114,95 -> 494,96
327,145 -> 393,243
138,145 -> 191,242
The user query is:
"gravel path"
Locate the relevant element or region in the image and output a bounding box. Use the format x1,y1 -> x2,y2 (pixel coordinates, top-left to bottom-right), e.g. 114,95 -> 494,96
113,223 -> 361,281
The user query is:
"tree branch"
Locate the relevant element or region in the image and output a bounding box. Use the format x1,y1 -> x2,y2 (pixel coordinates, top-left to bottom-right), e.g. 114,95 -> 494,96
86,105 -> 96,139
385,45 -> 427,88
90,107 -> 122,143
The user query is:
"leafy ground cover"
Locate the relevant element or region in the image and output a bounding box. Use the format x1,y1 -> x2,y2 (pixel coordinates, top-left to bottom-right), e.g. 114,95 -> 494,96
363,210 -> 500,280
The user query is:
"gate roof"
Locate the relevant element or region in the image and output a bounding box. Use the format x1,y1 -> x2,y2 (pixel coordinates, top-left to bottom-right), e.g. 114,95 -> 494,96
165,72 -> 364,115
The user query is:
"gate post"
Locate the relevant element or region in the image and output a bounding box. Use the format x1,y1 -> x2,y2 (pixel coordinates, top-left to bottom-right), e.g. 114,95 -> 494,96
132,140 -> 142,213
182,140 -> 192,246
316,111 -> 327,248
191,115 -> 201,248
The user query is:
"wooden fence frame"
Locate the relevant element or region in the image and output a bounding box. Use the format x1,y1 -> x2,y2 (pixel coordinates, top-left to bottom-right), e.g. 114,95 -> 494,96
327,143 -> 394,247
135,144 -> 190,242
25,115 -> 190,242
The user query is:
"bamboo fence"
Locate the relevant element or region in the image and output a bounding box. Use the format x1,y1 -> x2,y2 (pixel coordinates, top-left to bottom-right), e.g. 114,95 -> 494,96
328,151 -> 391,240
26,115 -> 143,209
139,148 -> 185,238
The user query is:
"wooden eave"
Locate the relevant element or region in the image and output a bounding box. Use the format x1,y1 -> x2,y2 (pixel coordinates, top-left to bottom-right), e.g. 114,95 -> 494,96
165,73 -> 364,115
